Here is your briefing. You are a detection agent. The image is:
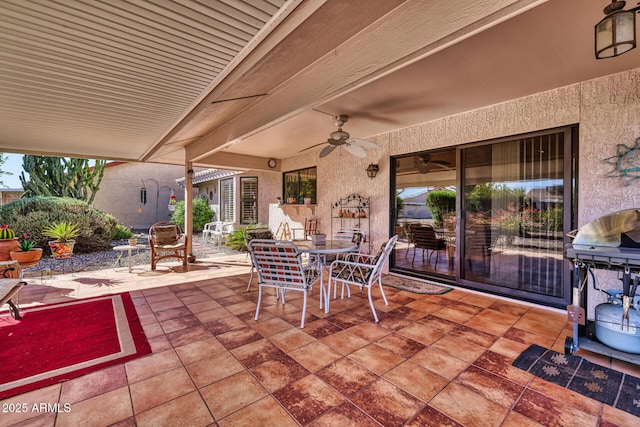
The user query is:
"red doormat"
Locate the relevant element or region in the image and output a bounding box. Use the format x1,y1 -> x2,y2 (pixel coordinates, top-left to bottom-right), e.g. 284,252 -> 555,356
0,293 -> 151,399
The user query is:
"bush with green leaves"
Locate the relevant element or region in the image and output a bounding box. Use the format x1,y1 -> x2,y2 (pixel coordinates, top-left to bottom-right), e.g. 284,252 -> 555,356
226,223 -> 270,252
426,189 -> 456,228
112,224 -> 134,240
170,196 -> 214,231
0,196 -> 119,254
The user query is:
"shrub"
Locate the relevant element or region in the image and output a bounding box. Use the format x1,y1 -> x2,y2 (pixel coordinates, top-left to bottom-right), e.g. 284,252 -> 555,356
0,196 -> 119,254
226,223 -> 270,252
170,196 -> 214,231
112,224 -> 134,240
426,189 -> 456,228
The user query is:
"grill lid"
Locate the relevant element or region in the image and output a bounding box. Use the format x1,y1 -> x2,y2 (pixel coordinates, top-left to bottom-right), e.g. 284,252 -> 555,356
573,209 -> 640,248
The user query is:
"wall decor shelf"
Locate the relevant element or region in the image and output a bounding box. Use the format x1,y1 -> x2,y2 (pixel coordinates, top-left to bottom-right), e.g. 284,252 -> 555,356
331,194 -> 370,253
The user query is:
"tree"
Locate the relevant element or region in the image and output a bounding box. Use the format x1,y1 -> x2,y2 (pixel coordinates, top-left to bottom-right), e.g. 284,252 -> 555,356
0,153 -> 13,187
20,155 -> 106,204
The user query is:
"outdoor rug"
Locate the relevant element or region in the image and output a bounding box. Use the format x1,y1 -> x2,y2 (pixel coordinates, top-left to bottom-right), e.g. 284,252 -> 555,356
382,275 -> 453,295
0,293 -> 151,399
512,344 -> 640,417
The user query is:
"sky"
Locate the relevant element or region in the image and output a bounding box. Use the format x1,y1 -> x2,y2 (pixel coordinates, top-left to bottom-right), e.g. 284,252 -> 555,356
1,153 -> 26,189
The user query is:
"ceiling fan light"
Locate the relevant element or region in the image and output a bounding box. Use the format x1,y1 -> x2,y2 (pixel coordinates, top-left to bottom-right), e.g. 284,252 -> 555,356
330,130 -> 350,140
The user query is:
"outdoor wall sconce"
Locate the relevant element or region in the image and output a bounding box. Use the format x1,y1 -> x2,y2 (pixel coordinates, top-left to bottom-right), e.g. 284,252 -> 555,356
366,163 -> 379,179
596,1 -> 640,59
187,169 -> 195,179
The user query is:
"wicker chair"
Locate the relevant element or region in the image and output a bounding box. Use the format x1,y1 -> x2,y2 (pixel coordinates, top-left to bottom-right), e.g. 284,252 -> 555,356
149,221 -> 188,270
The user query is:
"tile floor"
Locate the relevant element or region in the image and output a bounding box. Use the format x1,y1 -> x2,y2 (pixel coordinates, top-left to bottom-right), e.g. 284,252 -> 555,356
2,253 -> 640,427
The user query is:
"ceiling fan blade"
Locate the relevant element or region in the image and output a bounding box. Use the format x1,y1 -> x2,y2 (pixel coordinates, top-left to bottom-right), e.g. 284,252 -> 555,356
319,145 -> 337,158
343,143 -> 367,157
350,138 -> 380,149
299,142 -> 327,153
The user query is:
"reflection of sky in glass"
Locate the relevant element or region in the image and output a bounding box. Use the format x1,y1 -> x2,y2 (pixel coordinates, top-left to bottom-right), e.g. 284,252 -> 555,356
498,179 -> 562,193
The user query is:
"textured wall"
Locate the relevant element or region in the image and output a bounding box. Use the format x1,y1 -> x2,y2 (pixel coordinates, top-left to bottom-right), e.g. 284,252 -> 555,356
296,67 -> 640,286
93,162 -> 186,230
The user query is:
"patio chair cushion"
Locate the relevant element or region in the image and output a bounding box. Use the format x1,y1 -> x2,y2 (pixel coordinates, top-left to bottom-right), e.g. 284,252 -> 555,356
154,225 -> 179,245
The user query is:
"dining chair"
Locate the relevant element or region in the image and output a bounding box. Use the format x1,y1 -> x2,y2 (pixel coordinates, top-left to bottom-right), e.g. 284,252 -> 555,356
148,221 -> 188,270
249,239 -> 321,328
409,224 -> 446,265
292,218 -> 318,240
244,227 -> 274,291
327,234 -> 398,322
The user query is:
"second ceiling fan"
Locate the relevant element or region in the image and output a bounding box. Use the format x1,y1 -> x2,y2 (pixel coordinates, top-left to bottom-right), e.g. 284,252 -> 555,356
300,115 -> 380,158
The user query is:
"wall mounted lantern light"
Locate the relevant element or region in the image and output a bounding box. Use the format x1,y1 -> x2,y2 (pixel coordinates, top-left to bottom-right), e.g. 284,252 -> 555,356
187,169 -> 195,179
366,163 -> 379,179
595,1 -> 640,59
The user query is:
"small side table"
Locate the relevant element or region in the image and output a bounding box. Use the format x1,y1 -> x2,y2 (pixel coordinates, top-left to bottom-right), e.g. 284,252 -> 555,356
113,245 -> 149,273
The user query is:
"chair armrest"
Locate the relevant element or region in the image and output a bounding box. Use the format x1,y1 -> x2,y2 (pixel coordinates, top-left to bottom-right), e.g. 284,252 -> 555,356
342,252 -> 376,263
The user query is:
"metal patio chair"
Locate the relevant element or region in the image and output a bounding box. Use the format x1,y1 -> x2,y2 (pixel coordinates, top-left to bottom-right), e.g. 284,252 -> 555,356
327,234 -> 398,322
244,227 -> 274,291
249,239 -> 321,328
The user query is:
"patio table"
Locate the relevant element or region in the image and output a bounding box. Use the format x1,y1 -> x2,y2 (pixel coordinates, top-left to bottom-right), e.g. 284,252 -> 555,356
293,239 -> 358,312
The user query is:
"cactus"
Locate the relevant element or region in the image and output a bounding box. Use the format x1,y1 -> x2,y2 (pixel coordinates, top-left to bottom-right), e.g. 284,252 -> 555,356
20,156 -> 106,204
0,225 -> 15,240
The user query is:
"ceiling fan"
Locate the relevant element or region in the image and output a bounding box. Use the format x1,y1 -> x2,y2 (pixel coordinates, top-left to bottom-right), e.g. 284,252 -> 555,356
398,154 -> 452,174
300,115 -> 380,158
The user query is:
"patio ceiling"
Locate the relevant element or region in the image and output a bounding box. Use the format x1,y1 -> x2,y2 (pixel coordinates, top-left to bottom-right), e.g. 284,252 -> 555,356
1,0 -> 640,171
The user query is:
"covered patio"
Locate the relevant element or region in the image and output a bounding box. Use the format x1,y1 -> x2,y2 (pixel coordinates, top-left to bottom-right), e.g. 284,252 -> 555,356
4,255 -> 639,426
3,0 -> 640,425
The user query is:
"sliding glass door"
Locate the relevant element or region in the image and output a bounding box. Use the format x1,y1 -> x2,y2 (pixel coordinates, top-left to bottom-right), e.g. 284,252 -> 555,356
391,127 -> 575,306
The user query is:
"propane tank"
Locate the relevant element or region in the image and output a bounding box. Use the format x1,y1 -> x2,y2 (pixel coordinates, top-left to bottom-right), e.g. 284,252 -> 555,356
595,290 -> 640,354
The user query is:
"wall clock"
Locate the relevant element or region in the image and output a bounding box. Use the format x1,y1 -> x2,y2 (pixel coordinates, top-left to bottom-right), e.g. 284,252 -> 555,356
268,158 -> 277,168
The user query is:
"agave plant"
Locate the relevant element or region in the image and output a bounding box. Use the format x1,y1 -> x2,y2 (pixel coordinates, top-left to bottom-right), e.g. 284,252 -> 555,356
43,221 -> 81,242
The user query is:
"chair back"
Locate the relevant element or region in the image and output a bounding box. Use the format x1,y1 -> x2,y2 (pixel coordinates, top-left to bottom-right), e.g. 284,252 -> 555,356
248,239 -> 310,289
244,227 -> 274,245
370,234 -> 398,277
304,218 -> 318,239
410,225 -> 443,250
149,222 -> 183,246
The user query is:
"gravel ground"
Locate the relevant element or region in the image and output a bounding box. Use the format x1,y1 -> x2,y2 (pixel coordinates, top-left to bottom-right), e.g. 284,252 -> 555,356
21,232 -> 244,276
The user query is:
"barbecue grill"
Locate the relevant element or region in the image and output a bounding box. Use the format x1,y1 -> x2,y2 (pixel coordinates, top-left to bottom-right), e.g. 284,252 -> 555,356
566,209 -> 640,363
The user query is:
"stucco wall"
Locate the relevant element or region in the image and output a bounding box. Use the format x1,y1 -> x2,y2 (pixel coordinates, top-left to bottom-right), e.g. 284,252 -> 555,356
92,162 -> 186,231
288,67 -> 640,289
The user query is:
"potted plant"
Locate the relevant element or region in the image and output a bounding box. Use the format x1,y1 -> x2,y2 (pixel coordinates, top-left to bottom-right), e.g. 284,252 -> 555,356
0,225 -> 20,261
43,221 -> 81,259
10,233 -> 43,267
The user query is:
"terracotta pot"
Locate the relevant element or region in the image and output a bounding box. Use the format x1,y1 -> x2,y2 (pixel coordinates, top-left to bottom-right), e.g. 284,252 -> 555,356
49,240 -> 75,259
0,238 -> 20,261
10,248 -> 43,267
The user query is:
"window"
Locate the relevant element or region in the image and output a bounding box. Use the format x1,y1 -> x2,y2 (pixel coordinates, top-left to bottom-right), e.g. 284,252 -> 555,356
283,167 -> 316,203
240,177 -> 258,224
220,178 -> 234,222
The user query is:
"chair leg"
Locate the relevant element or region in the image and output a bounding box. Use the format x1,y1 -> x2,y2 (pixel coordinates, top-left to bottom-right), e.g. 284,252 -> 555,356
246,266 -> 254,291
300,289 -> 308,328
377,278 -> 389,306
254,285 -> 263,321
7,300 -> 22,320
367,287 -> 379,322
